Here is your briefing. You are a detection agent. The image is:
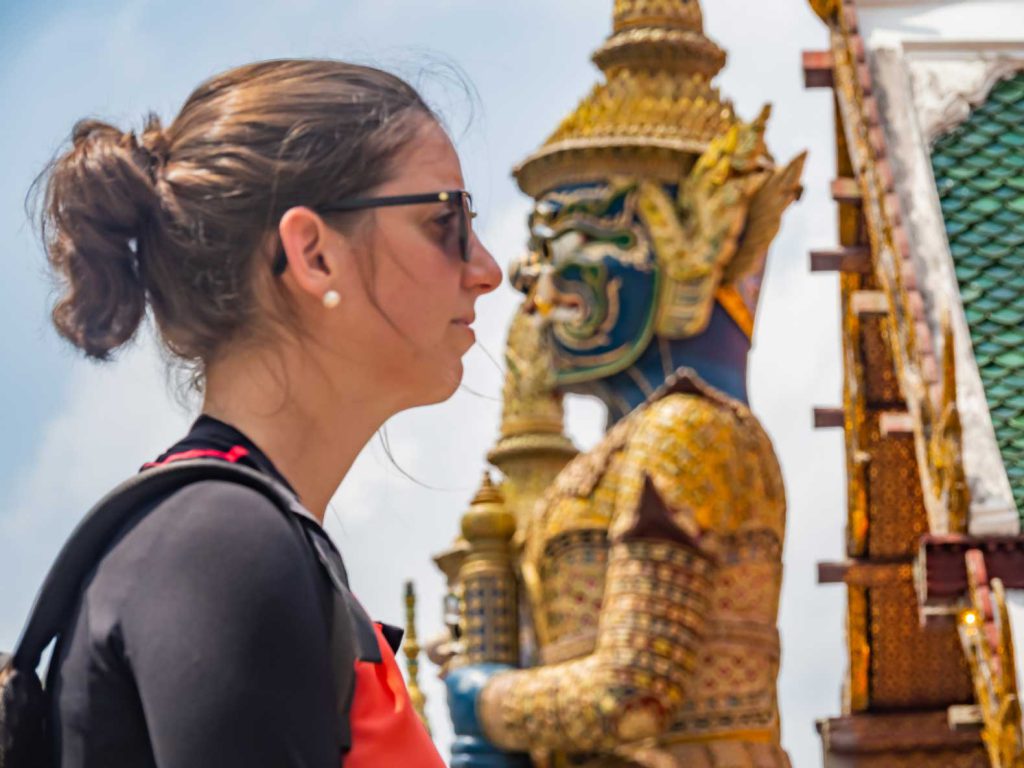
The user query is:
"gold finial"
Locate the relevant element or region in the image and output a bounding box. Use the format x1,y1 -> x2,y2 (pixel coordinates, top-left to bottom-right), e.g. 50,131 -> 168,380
496,309 -> 563,438
461,472 -> 517,543
597,0 -> 724,76
455,474 -> 520,667
514,0 -> 740,197
471,472 -> 503,506
613,0 -> 704,32
402,580 -> 430,733
488,308 -> 577,467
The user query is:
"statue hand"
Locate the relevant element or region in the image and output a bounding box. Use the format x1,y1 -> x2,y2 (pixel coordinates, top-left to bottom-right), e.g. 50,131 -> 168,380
446,664 -> 531,768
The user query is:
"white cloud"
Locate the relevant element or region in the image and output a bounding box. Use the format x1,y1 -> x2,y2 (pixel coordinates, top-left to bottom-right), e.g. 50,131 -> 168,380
1,333 -> 193,643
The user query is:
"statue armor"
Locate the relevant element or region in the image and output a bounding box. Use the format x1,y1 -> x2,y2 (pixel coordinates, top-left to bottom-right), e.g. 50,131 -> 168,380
481,372 -> 789,767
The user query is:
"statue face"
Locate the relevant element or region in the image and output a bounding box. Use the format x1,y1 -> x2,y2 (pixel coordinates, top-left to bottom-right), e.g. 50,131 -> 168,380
511,181 -> 660,385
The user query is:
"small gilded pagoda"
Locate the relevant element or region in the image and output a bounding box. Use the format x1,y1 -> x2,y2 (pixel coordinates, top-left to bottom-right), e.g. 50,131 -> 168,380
803,0 -> 1024,765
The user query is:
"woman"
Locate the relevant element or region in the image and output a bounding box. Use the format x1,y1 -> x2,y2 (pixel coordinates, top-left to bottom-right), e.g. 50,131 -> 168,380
37,59 -> 500,766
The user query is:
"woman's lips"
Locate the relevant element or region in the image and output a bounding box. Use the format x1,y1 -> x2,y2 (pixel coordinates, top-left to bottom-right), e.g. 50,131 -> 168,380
452,318 -> 476,341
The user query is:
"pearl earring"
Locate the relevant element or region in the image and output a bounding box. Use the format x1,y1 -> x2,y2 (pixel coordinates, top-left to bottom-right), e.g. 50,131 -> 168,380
322,289 -> 341,309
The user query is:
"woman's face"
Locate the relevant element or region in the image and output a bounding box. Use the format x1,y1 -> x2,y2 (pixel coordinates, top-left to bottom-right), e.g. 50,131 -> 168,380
319,120 -> 501,408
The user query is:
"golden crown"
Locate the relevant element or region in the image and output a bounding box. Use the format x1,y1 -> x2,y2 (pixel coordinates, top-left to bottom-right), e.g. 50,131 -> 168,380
514,0 -> 740,197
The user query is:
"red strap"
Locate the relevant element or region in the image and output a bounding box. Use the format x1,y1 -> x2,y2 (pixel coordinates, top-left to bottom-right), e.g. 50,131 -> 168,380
141,445 -> 249,469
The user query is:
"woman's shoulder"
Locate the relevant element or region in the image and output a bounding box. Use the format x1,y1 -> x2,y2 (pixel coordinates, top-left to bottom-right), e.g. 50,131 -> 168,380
84,478 -> 326,629
116,479 -> 305,563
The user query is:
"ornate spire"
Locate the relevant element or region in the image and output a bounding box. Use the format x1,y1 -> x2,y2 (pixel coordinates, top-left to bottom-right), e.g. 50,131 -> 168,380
613,0 -> 703,30
514,0 -> 741,197
594,0 -> 725,76
402,581 -> 430,732
457,473 -> 519,666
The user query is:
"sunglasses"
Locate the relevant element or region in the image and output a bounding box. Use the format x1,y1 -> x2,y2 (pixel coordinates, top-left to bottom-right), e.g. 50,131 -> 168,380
272,189 -> 476,275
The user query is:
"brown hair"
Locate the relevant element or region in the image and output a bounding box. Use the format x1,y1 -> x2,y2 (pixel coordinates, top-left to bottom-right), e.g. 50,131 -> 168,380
36,59 -> 435,370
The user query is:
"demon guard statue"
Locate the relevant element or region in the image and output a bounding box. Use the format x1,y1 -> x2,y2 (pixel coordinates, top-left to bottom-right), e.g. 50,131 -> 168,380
435,2 -> 806,766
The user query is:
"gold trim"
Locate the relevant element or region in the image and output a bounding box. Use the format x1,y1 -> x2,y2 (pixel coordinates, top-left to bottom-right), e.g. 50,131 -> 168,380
715,286 -> 755,339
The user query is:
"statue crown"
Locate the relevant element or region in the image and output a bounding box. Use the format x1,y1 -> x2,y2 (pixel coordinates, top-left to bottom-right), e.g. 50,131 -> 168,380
514,0 -> 739,198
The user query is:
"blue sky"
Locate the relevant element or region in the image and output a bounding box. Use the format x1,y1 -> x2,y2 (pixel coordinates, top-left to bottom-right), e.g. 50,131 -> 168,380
0,1 -> 849,763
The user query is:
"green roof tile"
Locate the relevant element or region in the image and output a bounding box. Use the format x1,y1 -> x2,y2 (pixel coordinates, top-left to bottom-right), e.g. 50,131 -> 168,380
932,72 -> 1024,520
976,220 -> 1010,237
993,206 -> 1022,224
969,197 -> 1004,216
967,176 -> 1006,193
1004,133 -> 1024,149
978,242 -> 1014,260
990,308 -> 1022,325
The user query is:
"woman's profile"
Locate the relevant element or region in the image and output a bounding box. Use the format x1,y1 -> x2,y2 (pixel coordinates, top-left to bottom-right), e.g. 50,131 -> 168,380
26,58 -> 500,767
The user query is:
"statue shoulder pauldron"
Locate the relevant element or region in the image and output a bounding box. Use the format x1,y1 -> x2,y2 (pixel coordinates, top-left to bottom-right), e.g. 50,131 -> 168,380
610,379 -> 783,543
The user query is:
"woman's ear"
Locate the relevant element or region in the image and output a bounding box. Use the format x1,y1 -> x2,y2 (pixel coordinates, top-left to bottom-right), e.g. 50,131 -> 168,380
278,206 -> 344,301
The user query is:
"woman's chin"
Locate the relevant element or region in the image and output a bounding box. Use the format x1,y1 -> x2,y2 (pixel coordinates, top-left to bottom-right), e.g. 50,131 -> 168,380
415,360 -> 464,406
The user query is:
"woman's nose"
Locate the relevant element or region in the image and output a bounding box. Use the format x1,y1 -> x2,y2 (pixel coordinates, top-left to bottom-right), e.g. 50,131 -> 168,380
467,236 -> 502,294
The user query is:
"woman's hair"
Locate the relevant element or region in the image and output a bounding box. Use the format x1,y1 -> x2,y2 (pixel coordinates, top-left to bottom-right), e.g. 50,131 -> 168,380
36,59 -> 436,370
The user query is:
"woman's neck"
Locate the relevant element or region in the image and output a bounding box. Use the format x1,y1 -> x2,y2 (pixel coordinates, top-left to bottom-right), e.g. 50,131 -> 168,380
201,343 -> 397,522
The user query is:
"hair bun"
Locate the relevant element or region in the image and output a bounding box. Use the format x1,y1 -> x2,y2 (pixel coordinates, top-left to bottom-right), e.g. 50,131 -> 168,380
39,118 -> 164,358
139,113 -> 170,182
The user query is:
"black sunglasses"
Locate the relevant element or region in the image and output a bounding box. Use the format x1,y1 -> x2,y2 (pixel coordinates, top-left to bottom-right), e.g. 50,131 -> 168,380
272,189 -> 476,275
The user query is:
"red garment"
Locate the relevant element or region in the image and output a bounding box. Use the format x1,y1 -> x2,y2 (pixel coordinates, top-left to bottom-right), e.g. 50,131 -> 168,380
346,623 -> 446,767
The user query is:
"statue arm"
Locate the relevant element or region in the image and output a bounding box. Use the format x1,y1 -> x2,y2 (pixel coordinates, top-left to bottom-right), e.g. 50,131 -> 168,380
477,394 -> 742,754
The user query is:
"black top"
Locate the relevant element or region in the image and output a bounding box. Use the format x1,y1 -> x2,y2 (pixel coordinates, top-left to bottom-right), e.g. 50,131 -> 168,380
48,416 -> 339,768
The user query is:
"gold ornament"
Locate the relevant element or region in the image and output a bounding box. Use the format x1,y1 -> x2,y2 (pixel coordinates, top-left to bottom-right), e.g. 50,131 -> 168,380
457,473 -> 520,667
513,0 -> 735,199
478,372 -> 788,764
959,552 -> 1024,767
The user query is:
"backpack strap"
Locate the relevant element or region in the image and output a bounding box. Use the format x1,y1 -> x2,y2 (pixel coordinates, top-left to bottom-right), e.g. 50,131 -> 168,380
10,459 -> 366,752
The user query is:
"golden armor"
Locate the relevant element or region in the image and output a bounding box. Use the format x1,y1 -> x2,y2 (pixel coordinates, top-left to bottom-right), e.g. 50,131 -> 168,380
480,372 -> 789,767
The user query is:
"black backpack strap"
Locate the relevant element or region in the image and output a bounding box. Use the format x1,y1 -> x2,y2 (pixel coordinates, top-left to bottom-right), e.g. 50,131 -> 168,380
301,515 -> 382,752
9,459 -> 368,753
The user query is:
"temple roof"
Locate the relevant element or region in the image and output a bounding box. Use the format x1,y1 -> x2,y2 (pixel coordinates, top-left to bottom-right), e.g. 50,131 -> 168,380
804,0 -> 1024,534
931,73 -> 1024,519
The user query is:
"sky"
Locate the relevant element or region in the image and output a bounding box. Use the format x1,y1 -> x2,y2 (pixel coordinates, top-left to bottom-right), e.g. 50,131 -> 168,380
0,1 -> 850,763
